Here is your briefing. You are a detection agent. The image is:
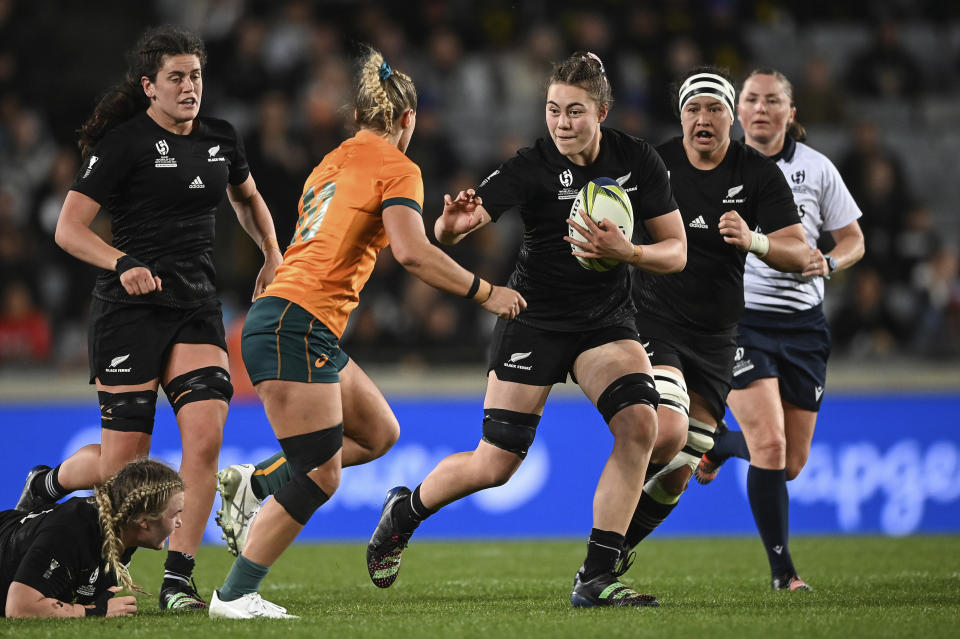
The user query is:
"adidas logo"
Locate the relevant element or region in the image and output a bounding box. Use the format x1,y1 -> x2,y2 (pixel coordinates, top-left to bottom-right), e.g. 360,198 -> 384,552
189,176 -> 205,189
688,215 -> 708,229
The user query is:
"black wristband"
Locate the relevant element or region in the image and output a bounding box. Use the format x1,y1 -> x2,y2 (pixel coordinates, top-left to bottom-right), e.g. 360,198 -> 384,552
115,255 -> 151,276
84,590 -> 112,616
464,274 -> 481,299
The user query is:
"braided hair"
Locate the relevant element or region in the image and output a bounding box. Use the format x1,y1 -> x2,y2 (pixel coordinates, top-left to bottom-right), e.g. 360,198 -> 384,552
93,459 -> 184,593
354,45 -> 417,135
78,25 -> 207,157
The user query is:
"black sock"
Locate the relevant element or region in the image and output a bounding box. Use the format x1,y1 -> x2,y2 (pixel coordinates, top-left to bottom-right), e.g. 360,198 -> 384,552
163,550 -> 195,587
624,490 -> 677,549
582,528 -> 626,581
393,484 -> 436,534
708,428 -> 750,463
746,465 -> 794,577
32,464 -> 69,502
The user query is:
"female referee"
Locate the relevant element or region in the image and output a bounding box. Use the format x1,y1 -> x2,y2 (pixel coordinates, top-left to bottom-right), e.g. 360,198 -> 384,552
14,26 -> 284,610
2,459 -> 183,618
206,47 -> 525,620
694,68 -> 865,591
365,51 -> 687,608
621,67 -> 809,571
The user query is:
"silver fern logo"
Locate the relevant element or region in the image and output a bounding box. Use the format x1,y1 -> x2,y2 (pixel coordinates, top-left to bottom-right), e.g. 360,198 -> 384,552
509,352 -> 532,363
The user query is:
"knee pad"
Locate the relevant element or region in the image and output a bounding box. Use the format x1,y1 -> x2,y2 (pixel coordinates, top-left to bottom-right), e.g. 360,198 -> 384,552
482,409 -> 540,459
274,425 -> 343,525
274,472 -> 330,525
596,373 -> 658,424
164,366 -> 233,414
654,369 -> 689,417
98,390 -> 158,434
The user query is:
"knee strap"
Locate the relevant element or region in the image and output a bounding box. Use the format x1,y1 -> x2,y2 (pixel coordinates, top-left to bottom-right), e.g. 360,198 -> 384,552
98,390 -> 158,434
482,409 -> 540,459
273,425 -> 343,525
279,425 -> 344,473
164,366 -> 233,414
648,417 -> 719,483
596,373 -> 659,423
684,417 -> 717,456
654,369 -> 689,417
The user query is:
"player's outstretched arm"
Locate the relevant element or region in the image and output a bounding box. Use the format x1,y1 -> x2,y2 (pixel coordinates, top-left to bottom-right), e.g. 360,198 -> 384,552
385,204 -> 525,319
435,190 -> 492,245
4,582 -> 137,618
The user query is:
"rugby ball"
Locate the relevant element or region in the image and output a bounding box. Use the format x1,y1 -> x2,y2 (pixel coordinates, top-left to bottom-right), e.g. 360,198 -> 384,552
568,177 -> 634,271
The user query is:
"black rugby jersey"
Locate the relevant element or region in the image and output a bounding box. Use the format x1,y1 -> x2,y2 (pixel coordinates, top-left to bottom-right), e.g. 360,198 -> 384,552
0,498 -> 116,615
633,137 -> 799,332
476,127 -> 676,331
71,111 -> 250,308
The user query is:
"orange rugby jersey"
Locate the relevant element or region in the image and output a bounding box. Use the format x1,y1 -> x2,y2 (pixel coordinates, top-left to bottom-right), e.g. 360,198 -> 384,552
262,129 -> 424,337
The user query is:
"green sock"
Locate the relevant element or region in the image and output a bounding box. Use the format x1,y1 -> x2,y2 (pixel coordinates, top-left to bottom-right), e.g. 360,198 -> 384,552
251,451 -> 292,499
219,554 -> 270,602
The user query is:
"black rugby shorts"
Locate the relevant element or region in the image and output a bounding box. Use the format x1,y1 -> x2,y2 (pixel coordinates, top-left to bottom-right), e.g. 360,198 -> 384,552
88,297 -> 226,385
635,315 -> 737,421
487,318 -> 640,386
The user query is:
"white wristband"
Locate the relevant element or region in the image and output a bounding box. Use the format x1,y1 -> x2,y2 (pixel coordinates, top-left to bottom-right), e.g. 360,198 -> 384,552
748,231 -> 769,258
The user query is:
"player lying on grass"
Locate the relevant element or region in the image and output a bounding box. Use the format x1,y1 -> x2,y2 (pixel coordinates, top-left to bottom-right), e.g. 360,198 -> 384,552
1,459 -> 184,618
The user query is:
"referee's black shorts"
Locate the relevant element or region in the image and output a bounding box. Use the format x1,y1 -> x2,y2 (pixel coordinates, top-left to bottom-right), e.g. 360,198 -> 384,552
487,318 -> 641,387
730,305 -> 831,412
635,314 -> 737,422
88,297 -> 226,386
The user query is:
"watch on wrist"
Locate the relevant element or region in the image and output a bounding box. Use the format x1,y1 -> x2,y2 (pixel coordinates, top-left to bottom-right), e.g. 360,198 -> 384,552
825,255 -> 838,273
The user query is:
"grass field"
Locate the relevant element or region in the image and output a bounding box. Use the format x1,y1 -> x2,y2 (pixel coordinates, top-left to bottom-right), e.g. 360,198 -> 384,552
4,536 -> 958,638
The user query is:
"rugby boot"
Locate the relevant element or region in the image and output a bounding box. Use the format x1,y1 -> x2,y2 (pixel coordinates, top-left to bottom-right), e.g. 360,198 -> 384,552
571,569 -> 660,607
772,573 -> 813,591
366,486 -> 414,588
215,464 -> 262,556
15,465 -> 54,511
159,578 -> 208,611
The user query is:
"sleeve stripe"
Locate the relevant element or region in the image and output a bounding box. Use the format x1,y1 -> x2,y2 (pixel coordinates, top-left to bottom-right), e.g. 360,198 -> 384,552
382,197 -> 422,215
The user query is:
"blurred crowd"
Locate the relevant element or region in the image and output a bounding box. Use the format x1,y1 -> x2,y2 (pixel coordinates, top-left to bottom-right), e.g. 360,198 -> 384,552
1,0 -> 959,374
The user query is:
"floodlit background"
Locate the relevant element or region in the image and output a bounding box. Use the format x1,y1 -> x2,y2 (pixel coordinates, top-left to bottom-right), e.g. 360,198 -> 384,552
0,0 -> 958,539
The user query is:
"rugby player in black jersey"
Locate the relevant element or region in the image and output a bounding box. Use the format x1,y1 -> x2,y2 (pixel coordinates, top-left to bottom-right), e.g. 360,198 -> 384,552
623,67 -> 808,563
366,52 -> 687,608
13,26 -> 283,610
2,459 -> 182,618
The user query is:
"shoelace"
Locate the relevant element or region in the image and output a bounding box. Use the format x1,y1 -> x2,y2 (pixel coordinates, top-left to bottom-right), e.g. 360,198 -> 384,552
246,593 -> 288,616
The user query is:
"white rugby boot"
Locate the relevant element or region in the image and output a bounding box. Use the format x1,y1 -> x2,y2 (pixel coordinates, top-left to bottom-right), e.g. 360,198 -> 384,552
215,464 -> 261,556
208,590 -> 297,619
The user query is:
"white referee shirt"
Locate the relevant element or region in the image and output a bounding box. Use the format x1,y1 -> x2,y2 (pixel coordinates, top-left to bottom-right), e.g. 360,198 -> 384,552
743,137 -> 862,313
